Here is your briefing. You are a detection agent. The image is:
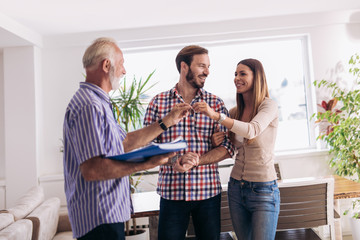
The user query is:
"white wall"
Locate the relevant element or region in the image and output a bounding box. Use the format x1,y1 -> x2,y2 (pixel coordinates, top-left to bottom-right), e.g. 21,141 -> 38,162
39,46 -> 85,175
310,23 -> 360,81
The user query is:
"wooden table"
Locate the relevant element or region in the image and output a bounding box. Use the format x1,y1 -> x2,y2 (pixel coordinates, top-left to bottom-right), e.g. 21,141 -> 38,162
332,175 -> 360,199
331,175 -> 360,240
131,175 -> 360,240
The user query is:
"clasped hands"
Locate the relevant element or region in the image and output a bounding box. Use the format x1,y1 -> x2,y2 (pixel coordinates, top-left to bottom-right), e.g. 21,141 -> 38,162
172,152 -> 200,173
166,102 -> 225,172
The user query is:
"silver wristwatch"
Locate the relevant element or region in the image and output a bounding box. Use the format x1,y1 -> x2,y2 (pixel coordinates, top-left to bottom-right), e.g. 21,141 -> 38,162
169,154 -> 178,166
218,113 -> 227,123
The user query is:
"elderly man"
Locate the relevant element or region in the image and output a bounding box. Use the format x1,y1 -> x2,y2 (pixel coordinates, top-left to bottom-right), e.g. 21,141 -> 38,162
63,37 -> 192,240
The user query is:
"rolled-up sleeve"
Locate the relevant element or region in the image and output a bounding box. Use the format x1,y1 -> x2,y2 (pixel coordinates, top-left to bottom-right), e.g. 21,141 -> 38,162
230,98 -> 278,139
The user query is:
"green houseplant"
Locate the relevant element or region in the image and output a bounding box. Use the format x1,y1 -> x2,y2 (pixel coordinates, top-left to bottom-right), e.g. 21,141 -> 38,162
312,54 -> 360,238
312,53 -> 360,179
111,70 -> 156,133
110,70 -> 157,237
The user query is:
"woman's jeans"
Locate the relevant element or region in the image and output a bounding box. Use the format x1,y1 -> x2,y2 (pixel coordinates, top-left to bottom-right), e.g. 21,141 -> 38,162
158,194 -> 221,240
228,177 -> 280,240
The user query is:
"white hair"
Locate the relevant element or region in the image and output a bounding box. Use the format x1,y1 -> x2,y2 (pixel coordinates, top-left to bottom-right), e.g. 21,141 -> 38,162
82,37 -> 118,69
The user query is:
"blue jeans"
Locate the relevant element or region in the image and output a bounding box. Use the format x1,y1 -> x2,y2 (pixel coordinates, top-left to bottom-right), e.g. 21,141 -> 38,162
158,194 -> 221,240
228,177 -> 280,240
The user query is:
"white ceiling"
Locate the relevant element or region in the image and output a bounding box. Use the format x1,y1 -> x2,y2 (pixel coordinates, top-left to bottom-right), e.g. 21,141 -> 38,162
0,0 -> 360,47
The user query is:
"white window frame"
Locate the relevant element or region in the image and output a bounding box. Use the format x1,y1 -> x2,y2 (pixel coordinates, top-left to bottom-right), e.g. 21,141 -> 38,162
122,34 -> 318,152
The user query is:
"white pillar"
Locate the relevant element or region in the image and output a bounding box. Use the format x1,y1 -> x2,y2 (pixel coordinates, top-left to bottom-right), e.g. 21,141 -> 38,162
3,46 -> 41,207
0,52 -> 5,209
0,52 -> 4,179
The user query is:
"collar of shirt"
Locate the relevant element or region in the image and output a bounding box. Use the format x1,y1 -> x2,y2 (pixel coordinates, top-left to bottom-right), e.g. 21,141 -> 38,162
79,82 -> 111,105
170,84 -> 205,100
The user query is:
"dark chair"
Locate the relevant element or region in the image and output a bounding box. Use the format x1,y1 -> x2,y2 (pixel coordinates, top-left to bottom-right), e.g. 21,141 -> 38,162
274,162 -> 282,180
219,191 -> 235,239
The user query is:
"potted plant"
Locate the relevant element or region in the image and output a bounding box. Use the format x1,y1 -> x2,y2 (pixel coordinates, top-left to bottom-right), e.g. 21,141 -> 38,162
312,53 -> 360,238
110,70 -> 157,238
312,53 -> 360,179
343,199 -> 360,239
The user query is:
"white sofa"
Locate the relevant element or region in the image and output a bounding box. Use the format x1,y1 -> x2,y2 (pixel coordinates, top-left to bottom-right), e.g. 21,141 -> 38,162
0,186 -> 73,240
0,213 -> 32,240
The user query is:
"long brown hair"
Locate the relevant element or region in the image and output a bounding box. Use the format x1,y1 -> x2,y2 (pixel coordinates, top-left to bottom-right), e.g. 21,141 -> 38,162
230,58 -> 269,143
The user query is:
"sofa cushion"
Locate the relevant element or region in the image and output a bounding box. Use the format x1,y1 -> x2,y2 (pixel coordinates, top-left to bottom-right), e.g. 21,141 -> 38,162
6,186 -> 44,221
0,219 -> 33,240
26,197 -> 60,240
0,213 -> 14,230
57,210 -> 72,233
52,231 -> 75,240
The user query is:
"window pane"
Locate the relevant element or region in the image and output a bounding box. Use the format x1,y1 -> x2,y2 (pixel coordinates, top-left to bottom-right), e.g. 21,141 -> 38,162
121,37 -> 313,151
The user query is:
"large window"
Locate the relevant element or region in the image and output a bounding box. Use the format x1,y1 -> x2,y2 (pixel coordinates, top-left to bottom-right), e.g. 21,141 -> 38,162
121,36 -> 316,152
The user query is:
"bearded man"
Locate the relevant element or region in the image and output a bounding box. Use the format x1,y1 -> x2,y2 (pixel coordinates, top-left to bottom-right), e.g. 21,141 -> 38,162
144,45 -> 235,240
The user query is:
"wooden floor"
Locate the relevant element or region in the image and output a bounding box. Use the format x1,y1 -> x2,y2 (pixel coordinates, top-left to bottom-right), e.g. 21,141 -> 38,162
186,232 -> 234,240
186,230 -> 354,240
275,229 -> 321,240
276,229 -> 354,240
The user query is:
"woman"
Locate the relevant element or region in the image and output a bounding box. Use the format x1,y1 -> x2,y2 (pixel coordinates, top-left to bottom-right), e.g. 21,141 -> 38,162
193,58 -> 279,240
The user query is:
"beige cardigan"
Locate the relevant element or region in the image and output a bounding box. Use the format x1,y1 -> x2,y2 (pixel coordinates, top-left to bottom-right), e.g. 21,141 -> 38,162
230,97 -> 279,182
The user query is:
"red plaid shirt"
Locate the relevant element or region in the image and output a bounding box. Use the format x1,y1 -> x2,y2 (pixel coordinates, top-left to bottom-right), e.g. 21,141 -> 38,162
143,86 -> 235,201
